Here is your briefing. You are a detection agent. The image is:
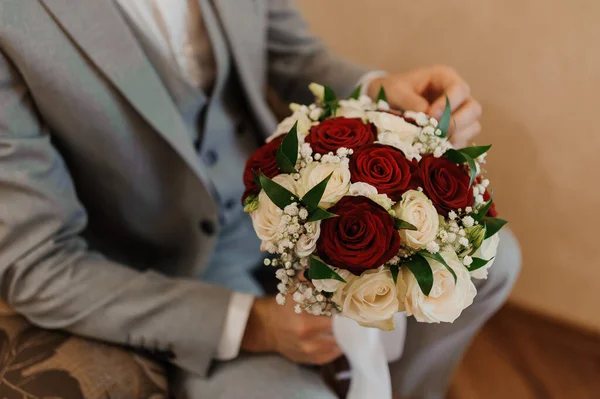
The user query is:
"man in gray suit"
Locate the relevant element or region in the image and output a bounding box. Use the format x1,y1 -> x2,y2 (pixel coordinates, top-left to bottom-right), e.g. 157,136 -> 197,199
0,0 -> 520,398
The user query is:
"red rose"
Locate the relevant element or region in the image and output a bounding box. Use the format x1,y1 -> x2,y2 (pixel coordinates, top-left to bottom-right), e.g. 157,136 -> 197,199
349,144 -> 414,201
306,117 -> 376,154
317,196 -> 401,274
242,136 -> 284,200
420,155 -> 473,214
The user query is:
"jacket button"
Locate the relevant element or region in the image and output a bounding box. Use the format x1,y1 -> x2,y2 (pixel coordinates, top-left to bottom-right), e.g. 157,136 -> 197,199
199,219 -> 217,236
224,198 -> 237,210
203,149 -> 218,167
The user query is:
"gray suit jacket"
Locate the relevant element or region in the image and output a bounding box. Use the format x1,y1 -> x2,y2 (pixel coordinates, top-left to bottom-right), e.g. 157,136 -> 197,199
0,0 -> 369,376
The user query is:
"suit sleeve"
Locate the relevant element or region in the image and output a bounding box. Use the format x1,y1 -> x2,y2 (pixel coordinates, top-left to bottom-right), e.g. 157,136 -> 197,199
266,0 -> 373,104
0,49 -> 229,377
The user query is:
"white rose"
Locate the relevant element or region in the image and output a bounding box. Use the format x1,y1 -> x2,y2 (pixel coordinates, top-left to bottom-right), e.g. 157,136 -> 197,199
470,233 -> 500,279
393,190 -> 439,250
403,250 -> 476,323
337,268 -> 399,331
295,221 -> 321,257
336,96 -> 376,119
367,111 -> 421,142
369,194 -> 394,211
250,174 -> 297,251
267,110 -> 313,142
348,182 -> 378,197
297,162 -> 351,208
348,182 -> 393,210
376,132 -> 422,161
313,268 -> 354,293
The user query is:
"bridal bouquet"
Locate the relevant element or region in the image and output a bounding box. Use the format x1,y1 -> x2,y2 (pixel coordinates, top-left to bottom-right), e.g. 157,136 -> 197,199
242,83 -> 507,330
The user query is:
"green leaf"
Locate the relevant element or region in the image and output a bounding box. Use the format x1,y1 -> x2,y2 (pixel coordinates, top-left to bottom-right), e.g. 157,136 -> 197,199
390,265 -> 399,284
463,153 -> 477,188
349,85 -> 362,100
309,257 -> 346,282
276,152 -> 297,174
258,172 -> 299,210
444,149 -> 464,163
306,207 -> 338,223
376,86 -> 388,103
438,96 -> 452,137
404,255 -> 434,296
394,218 -> 418,231
444,149 -> 477,187
324,85 -> 338,103
469,257 -> 494,272
418,251 -> 457,284
276,121 -> 299,173
482,216 -> 508,239
301,173 -> 333,211
320,86 -> 340,120
459,145 -> 492,159
473,198 -> 493,222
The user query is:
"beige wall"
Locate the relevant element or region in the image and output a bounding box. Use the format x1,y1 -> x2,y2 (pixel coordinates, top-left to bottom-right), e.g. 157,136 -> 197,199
298,0 -> 600,331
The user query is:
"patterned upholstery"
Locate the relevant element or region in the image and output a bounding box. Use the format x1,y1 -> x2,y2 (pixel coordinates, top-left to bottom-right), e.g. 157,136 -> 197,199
0,302 -> 168,399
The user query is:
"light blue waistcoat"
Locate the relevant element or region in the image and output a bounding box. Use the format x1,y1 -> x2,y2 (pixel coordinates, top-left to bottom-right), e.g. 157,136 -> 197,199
123,0 -> 265,294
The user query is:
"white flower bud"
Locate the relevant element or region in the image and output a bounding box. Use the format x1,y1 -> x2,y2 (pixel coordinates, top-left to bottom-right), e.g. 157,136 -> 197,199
276,293 -> 286,305
462,216 -> 475,228
426,241 -> 440,254
293,291 -> 304,303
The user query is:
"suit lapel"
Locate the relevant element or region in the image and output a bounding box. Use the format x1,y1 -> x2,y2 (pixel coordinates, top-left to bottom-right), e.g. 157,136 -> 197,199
40,0 -> 213,188
211,0 -> 277,137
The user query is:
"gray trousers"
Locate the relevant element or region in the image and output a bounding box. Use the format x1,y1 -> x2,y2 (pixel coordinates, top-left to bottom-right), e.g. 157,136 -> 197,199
175,226 -> 521,399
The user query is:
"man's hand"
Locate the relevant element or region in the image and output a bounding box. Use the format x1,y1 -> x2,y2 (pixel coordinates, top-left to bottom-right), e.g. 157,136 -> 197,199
241,296 -> 342,365
367,65 -> 482,148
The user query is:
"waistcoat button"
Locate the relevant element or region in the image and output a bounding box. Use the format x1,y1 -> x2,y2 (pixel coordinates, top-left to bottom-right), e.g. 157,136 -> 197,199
199,219 -> 217,235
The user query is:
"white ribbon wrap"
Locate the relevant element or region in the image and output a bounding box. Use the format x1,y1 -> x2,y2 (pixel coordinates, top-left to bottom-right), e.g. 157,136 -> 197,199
332,312 -> 407,399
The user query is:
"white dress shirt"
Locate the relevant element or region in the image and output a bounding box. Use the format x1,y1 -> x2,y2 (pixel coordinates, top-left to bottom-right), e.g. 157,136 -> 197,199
115,0 -> 385,363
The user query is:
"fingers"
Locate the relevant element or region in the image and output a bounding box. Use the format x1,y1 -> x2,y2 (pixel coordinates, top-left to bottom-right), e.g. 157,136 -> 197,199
300,336 -> 343,365
450,121 -> 482,149
389,87 -> 429,113
297,314 -> 333,337
428,67 -> 471,119
449,98 -> 482,134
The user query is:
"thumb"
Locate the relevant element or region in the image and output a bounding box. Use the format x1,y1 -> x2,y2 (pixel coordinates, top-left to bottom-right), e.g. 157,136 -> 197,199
390,88 -> 429,113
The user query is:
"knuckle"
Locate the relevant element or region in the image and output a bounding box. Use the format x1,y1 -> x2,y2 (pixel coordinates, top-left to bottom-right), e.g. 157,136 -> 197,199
301,342 -> 317,355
